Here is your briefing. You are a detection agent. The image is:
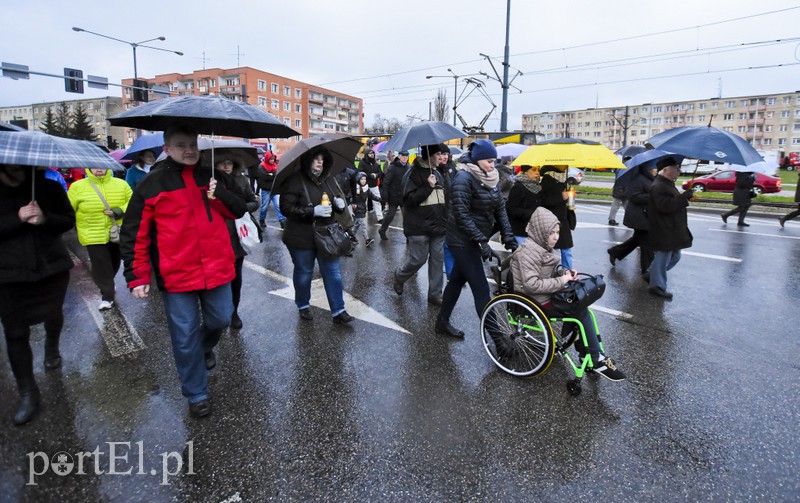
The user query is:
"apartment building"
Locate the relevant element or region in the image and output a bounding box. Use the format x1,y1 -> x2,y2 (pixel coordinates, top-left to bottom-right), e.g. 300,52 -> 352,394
121,67 -> 363,153
0,96 -> 126,148
522,91 -> 800,153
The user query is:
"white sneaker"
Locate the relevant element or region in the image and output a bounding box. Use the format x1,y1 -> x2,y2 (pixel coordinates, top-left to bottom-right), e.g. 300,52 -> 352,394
98,300 -> 114,311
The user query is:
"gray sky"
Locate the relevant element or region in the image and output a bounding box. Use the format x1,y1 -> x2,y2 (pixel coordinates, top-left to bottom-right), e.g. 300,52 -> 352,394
2,0 -> 799,132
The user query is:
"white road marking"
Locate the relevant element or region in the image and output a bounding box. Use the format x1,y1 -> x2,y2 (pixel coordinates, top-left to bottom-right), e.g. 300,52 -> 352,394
243,260 -> 411,333
708,228 -> 800,240
602,240 -> 742,263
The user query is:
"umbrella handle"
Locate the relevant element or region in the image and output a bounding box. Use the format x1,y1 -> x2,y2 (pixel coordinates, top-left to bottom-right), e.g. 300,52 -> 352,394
208,132 -> 216,199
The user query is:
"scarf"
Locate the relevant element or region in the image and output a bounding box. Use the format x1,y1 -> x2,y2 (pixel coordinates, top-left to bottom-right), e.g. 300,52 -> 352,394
517,176 -> 542,195
543,169 -> 567,184
463,162 -> 500,189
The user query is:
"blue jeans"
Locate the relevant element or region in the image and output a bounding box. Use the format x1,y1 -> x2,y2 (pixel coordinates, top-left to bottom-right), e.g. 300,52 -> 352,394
557,247 -> 573,270
514,235 -> 526,245
287,247 -> 345,317
162,283 -> 233,404
649,250 -> 682,291
259,190 -> 284,223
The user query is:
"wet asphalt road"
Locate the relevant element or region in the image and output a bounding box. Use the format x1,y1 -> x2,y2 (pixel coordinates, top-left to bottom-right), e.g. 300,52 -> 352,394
1,201 -> 799,502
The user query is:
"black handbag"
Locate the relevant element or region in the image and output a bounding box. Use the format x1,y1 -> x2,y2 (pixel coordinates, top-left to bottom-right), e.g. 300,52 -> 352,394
551,273 -> 605,313
301,178 -> 353,258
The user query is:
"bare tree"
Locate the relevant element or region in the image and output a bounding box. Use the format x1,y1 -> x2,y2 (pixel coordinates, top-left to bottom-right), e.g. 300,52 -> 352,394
364,114 -> 386,134
433,88 -> 449,123
386,117 -> 402,133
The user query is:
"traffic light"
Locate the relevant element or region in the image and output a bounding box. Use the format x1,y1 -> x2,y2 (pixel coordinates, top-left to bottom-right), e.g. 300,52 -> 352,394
132,79 -> 149,102
64,68 -> 84,94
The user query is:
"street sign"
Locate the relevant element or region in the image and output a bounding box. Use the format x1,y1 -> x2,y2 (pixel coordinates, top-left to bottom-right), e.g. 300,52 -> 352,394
64,68 -> 84,93
1,62 -> 30,80
87,75 -> 108,90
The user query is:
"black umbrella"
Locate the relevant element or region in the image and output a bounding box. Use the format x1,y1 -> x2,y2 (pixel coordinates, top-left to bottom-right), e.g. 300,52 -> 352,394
383,121 -> 467,154
272,134 -> 362,195
108,96 -> 299,138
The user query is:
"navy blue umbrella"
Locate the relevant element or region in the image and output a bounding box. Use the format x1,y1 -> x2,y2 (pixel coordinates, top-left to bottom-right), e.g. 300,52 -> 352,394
383,121 -> 467,154
645,125 -> 763,167
616,149 -> 685,186
109,96 -> 299,138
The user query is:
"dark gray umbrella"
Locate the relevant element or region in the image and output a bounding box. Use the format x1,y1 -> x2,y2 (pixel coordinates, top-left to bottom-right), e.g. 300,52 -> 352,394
383,121 -> 467,154
0,121 -> 26,132
272,134 -> 362,195
108,96 -> 299,138
614,145 -> 647,158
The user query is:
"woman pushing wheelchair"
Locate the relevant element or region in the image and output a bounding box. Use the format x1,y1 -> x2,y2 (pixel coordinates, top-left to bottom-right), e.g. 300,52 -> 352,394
507,207 -> 626,382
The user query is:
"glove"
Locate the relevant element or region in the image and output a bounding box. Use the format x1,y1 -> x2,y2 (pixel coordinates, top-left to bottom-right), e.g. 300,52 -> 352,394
504,240 -> 518,252
313,204 -> 333,218
333,197 -> 345,210
480,242 -> 496,262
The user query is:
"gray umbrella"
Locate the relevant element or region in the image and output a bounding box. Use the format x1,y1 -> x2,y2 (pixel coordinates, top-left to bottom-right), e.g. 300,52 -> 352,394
272,134 -> 362,195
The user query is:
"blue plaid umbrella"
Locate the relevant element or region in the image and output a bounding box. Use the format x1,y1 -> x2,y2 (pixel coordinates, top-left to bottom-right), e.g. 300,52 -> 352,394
0,131 -> 122,170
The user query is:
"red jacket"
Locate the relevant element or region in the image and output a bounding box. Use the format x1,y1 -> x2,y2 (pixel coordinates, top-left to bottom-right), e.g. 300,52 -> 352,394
121,157 -> 248,293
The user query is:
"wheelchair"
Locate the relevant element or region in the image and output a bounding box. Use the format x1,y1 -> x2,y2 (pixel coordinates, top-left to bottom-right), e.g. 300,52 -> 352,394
481,257 -> 606,396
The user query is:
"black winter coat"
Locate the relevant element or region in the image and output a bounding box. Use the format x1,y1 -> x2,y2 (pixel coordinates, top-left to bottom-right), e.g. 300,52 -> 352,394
506,181 -> 542,236
446,165 -> 513,248
539,169 -> 573,249
0,173 -> 75,285
352,184 -> 381,218
732,171 -> 756,207
280,169 -> 344,250
648,175 -> 693,252
381,158 -> 407,205
622,167 -> 655,231
402,159 -> 447,237
360,157 -> 382,188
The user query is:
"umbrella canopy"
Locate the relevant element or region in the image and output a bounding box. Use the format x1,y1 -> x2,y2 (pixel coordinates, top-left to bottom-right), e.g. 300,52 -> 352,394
383,121 -> 468,154
0,131 -> 122,171
512,139 -> 627,169
0,121 -> 27,132
617,149 -> 686,186
614,145 -> 647,158
645,125 -> 763,167
372,140 -> 388,152
496,143 -> 529,160
109,148 -> 131,165
122,132 -> 164,161
109,96 -> 300,138
272,134 -> 362,195
198,138 -> 259,169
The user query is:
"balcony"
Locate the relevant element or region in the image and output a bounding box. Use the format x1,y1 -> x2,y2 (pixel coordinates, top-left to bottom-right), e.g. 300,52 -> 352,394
220,86 -> 241,95
747,104 -> 767,112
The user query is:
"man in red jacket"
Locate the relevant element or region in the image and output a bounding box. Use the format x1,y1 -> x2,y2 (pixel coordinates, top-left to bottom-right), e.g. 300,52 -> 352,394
120,122 -> 247,418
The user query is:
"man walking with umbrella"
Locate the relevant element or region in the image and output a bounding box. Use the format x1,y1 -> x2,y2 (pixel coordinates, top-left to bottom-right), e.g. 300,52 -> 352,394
120,122 -> 248,418
647,157 -> 694,300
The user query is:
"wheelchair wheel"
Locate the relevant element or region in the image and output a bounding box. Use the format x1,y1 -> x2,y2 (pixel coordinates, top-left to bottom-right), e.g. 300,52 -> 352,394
480,294 -> 555,378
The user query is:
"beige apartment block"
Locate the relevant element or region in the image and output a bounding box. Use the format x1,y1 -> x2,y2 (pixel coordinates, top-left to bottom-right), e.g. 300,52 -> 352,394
522,91 -> 800,154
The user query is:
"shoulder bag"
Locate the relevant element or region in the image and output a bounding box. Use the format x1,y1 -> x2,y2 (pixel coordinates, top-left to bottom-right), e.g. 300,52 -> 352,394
301,178 -> 353,258
88,179 -> 121,243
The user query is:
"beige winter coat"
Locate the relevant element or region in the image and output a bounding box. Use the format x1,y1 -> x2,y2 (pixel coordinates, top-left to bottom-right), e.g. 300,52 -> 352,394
509,207 -> 564,305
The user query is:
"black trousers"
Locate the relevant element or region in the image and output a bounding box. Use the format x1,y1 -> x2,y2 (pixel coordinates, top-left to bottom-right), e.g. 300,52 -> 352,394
86,243 -> 121,302
722,205 -> 750,224
609,229 -> 653,274
3,314 -> 63,383
783,204 -> 800,223
232,256 -> 244,310
379,204 -> 400,234
439,245 -> 491,321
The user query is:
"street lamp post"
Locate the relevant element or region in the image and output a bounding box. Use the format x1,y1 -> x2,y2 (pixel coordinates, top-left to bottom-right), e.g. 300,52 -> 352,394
426,69 -> 460,127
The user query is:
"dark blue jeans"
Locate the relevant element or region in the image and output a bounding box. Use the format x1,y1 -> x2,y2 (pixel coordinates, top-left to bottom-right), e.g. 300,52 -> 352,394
439,244 -> 491,322
287,247 -> 345,317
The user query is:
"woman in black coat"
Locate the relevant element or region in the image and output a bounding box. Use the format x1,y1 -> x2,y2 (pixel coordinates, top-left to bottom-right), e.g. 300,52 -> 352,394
539,165 -> 574,269
721,171 -> 756,227
0,165 -> 75,425
506,165 -> 543,242
607,165 -> 657,274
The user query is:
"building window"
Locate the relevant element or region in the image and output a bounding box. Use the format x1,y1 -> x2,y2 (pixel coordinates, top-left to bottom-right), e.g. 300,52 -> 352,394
765,125 -> 773,132
87,102 -> 94,110
793,138 -> 800,145
778,138 -> 786,145
739,113 -> 747,120
295,104 -> 302,114
271,99 -> 279,109
271,83 -> 278,93
258,80 -> 266,91
258,96 -> 267,107
284,117 -> 291,126
295,88 -> 302,99
209,79 -> 216,87
723,114 -> 734,120
794,123 -> 800,131
767,98 -> 776,105
283,85 -> 290,96
653,106 -> 662,113
698,115 -> 705,122
763,138 -> 772,145
725,101 -> 735,108
283,101 -> 290,111
699,103 -> 706,110
740,100 -> 749,106
767,111 -> 774,118
738,126 -> 746,133
711,102 -> 718,108
782,111 -> 790,118
295,119 -> 301,128
780,124 -> 788,132
640,129 -> 646,135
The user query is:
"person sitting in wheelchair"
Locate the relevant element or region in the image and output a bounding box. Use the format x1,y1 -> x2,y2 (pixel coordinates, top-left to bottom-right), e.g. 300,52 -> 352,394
508,207 -> 626,381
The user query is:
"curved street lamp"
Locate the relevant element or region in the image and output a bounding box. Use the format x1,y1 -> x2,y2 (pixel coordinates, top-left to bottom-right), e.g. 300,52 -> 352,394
72,26 -> 183,79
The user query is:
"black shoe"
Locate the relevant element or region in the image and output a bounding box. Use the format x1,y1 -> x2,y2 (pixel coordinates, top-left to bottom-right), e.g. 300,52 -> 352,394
279,220 -> 285,230
435,318 -> 465,339
738,222 -> 750,227
590,357 -> 626,381
332,311 -> 354,324
44,340 -> 61,370
648,286 -> 673,300
608,219 -> 618,226
721,214 -> 728,224
189,399 -> 211,418
642,272 -> 650,283
607,249 -> 617,266
779,217 -> 786,228
13,384 -> 40,426
427,296 -> 443,306
393,274 -> 404,295
44,356 -> 62,370
258,220 -> 266,229
299,308 -> 313,320
377,219 -> 383,224
230,311 -> 243,329
204,350 -> 216,370
379,230 -> 388,241
366,238 -> 375,248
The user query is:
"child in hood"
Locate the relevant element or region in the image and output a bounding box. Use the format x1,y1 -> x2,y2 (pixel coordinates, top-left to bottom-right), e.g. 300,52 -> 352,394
352,172 -> 382,247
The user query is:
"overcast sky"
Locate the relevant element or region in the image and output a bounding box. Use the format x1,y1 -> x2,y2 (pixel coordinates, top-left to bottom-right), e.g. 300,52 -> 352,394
2,0 -> 799,132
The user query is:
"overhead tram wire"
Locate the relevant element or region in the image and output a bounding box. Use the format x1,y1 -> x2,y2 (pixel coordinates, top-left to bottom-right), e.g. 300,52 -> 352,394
319,5 -> 800,88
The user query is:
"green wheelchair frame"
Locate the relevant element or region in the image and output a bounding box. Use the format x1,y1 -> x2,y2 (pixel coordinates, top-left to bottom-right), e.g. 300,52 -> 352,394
481,260 -> 606,395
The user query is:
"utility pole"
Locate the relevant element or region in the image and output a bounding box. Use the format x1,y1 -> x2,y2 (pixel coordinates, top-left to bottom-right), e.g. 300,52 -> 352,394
500,0 -> 511,132
622,105 -> 629,147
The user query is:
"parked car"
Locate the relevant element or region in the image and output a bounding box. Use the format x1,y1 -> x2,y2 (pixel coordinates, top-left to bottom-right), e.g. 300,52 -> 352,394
681,170 -> 781,195
568,167 -> 584,185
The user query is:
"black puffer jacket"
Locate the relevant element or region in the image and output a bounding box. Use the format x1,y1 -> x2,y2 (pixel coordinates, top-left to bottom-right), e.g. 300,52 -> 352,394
280,168 -> 344,250
446,161 -> 513,248
539,167 -> 573,249
622,166 -> 655,231
381,158 -> 407,205
0,172 -> 75,285
506,180 -> 542,236
402,158 -> 447,237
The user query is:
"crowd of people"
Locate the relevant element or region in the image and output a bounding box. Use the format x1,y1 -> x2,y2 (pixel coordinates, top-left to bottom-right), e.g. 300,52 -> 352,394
4,128 -> 799,425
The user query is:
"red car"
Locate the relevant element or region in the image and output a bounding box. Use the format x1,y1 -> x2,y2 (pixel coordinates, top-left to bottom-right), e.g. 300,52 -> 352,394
681,170 -> 781,195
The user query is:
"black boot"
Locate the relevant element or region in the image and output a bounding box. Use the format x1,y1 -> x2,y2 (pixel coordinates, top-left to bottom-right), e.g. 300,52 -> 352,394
44,337 -> 61,370
13,378 -> 40,426
435,317 -> 465,339
230,311 -> 243,330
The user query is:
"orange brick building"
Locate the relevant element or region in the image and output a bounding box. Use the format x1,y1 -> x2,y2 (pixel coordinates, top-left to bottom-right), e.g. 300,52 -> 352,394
121,66 -> 363,154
